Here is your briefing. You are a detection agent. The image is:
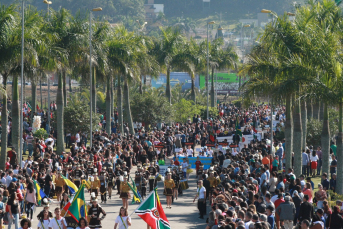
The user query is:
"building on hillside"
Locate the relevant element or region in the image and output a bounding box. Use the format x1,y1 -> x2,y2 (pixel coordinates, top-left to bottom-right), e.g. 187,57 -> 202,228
144,0 -> 164,22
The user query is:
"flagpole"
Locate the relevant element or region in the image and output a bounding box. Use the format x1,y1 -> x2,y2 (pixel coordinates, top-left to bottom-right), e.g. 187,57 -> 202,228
128,188 -> 157,217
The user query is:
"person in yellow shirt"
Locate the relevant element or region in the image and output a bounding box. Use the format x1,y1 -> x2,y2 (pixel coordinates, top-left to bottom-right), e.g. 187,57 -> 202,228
90,171 -> 100,198
120,172 -> 131,209
164,173 -> 175,209
55,173 -> 66,202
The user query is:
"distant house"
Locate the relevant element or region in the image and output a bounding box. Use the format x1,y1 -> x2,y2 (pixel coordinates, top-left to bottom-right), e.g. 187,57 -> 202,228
144,0 -> 164,22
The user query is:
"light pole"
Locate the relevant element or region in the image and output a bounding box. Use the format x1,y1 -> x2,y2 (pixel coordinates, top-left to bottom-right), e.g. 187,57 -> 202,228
43,0 -> 52,134
19,0 -> 24,168
240,24 -> 250,96
89,7 -> 102,148
207,21 -> 215,120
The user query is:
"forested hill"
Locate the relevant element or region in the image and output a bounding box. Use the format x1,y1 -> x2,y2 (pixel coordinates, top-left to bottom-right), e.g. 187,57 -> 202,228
0,0 -> 294,24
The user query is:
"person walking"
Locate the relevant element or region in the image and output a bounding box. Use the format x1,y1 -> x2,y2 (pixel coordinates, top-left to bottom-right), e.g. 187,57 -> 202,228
193,180 -> 206,219
275,196 -> 296,229
24,182 -> 36,221
114,207 -> 131,229
298,195 -> 314,223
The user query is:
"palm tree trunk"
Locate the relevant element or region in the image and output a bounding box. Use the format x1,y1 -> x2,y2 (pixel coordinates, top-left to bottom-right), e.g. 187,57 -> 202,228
320,101 -> 324,121
92,67 -> 96,113
139,76 -> 143,95
1,75 -> 8,170
56,71 -> 65,154
166,68 -> 171,104
313,101 -> 320,120
285,94 -> 293,170
106,77 -> 111,135
211,67 -> 215,107
69,77 -> 72,93
123,78 -> 135,135
293,96 -> 302,177
307,99 -> 312,120
117,75 -> 123,134
301,100 -> 307,150
63,72 -> 67,107
321,103 -> 330,175
337,101 -> 343,194
11,76 -> 20,155
191,75 -> 196,104
31,81 -> 37,123
111,76 -> 114,119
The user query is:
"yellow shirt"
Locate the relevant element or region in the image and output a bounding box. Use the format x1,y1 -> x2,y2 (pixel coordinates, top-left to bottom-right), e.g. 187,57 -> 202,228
120,182 -> 130,193
164,179 -> 175,189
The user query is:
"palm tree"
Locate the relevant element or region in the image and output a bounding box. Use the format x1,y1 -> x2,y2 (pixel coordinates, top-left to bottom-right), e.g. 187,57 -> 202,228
154,27 -> 185,104
209,39 -> 238,107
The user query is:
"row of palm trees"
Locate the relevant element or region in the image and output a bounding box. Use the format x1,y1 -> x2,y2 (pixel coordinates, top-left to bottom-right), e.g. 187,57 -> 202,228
241,0 -> 343,194
0,4 -> 238,169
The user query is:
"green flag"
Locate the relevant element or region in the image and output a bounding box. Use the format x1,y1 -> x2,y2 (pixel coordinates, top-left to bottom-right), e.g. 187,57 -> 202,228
64,184 -> 87,222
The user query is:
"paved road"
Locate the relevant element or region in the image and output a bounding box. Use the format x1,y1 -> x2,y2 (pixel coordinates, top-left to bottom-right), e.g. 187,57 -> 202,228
30,158 -> 209,228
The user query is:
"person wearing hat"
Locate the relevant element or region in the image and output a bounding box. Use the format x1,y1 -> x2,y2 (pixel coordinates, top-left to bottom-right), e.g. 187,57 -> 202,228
164,173 -> 175,209
87,198 -> 106,229
107,167 -> 114,200
114,164 -> 123,195
172,168 -> 180,201
86,162 -> 94,179
147,163 -> 157,192
72,164 -> 84,188
120,172 -> 131,209
90,170 -> 100,198
99,170 -> 108,204
134,165 -> 143,195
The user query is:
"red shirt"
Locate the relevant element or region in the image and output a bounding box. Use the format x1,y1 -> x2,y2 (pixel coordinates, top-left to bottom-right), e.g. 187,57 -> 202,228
274,198 -> 285,209
5,162 -> 10,170
195,161 -> 202,170
174,161 -> 180,166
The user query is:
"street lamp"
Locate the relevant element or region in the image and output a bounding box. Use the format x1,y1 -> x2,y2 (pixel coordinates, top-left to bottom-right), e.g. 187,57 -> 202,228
19,0 -> 25,168
207,21 -> 215,120
89,7 -> 102,148
43,0 -> 52,134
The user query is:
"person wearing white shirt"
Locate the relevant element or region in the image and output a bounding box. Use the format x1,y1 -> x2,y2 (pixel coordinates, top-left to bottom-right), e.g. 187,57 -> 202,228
37,209 -> 51,229
75,217 -> 90,229
193,180 -> 206,219
245,212 -> 254,229
114,207 -> 131,229
48,208 -> 67,229
181,159 -> 189,179
207,147 -> 214,157
186,145 -> 193,157
222,156 -> 231,169
45,136 -> 55,148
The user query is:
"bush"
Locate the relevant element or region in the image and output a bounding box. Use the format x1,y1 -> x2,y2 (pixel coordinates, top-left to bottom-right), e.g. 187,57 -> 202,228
232,99 -> 242,108
33,128 -> 48,139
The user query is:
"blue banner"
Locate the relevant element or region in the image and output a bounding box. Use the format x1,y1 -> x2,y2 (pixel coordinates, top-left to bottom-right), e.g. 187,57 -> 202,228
175,156 -> 213,169
151,72 -> 200,91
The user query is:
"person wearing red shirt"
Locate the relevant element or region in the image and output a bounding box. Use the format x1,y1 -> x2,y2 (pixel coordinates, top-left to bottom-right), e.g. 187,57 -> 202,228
274,194 -> 285,229
174,157 -> 180,166
195,156 -> 202,173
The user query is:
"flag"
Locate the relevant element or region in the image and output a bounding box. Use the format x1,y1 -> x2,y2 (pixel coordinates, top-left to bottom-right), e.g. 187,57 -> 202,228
63,184 -> 87,222
33,180 -> 47,205
61,174 -> 78,194
235,116 -> 242,137
135,189 -> 170,229
26,102 -> 32,109
128,178 -> 141,204
209,132 -> 215,142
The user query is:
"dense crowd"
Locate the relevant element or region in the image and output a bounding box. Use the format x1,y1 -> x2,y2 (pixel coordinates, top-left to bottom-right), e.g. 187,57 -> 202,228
0,101 -> 341,229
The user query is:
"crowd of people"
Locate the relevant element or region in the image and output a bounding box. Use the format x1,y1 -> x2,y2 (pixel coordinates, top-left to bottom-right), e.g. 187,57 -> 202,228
0,101 -> 341,229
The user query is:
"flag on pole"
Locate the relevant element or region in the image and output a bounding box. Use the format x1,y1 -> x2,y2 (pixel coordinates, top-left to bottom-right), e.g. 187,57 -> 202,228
128,178 -> 141,204
62,184 -> 87,222
235,116 -> 242,137
135,189 -> 170,229
61,174 -> 78,194
33,180 -> 47,205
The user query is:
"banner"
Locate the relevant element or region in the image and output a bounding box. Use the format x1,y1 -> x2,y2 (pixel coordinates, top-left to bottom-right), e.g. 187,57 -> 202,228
174,156 -> 212,169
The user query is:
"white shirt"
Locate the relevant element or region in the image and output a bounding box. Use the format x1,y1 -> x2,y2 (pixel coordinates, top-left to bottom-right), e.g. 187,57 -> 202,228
186,149 -> 193,157
181,162 -> 188,172
48,217 -> 67,229
38,219 -> 50,229
222,159 -> 231,168
75,133 -> 80,143
45,137 -> 55,147
76,227 -> 90,229
245,221 -> 253,229
114,215 -> 131,229
197,186 -> 206,199
310,155 -> 318,162
207,150 -> 213,157
271,194 -> 278,203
